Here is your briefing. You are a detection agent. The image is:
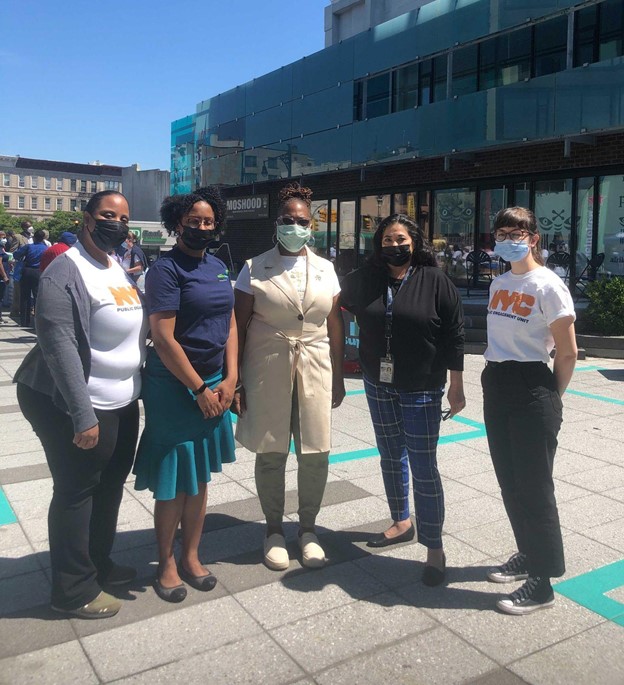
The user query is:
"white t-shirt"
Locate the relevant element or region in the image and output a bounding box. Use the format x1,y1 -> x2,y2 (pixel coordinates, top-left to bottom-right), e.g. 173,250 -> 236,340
65,242 -> 148,409
235,255 -> 341,303
484,266 -> 575,363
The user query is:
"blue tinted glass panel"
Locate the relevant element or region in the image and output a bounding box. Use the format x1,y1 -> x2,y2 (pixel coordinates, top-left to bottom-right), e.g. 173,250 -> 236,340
599,0 -> 624,61
534,15 -> 568,77
211,87 -> 246,125
291,85 -> 353,136
366,73 -> 391,119
433,54 -> 448,101
245,103 -> 292,148
419,59 -> 432,106
245,65 -> 293,114
394,63 -> 419,111
352,110 -> 419,166
452,44 -> 479,96
291,41 -> 355,96
354,80 -> 364,121
574,6 -> 598,66
289,128 -> 353,176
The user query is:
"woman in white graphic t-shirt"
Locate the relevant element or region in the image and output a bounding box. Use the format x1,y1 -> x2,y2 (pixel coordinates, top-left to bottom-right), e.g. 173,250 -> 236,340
482,206 -> 577,616
15,190 -> 148,620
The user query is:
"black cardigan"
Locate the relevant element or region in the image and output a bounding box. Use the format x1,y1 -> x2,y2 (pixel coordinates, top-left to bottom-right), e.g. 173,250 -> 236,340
340,264 -> 465,390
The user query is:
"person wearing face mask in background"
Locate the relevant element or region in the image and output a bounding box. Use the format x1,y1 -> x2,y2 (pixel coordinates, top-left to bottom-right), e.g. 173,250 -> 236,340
340,214 -> 465,586
233,183 -> 345,571
482,207 -> 577,615
133,186 -> 237,603
14,191 -> 148,619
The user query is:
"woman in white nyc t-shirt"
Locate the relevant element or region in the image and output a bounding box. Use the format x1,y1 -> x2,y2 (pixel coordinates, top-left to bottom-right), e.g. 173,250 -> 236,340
482,207 -> 577,616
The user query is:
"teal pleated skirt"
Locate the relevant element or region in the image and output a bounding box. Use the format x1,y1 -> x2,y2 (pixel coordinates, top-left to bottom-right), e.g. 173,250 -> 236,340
133,348 -> 236,500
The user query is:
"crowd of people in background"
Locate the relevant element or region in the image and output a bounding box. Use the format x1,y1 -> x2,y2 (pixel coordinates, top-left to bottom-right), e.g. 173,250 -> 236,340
8,185 -> 575,620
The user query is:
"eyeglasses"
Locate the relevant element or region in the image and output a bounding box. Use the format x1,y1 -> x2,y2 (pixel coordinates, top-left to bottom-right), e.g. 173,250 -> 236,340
276,216 -> 311,228
494,229 -> 529,243
185,217 -> 215,229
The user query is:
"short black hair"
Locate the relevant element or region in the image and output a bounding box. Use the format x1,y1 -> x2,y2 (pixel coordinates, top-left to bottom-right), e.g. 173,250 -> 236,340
33,229 -> 46,243
370,213 -> 437,269
84,190 -> 127,216
160,186 -> 227,234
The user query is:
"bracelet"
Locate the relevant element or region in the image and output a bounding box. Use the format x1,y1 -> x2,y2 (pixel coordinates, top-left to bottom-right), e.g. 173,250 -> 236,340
188,382 -> 208,399
235,383 -> 243,392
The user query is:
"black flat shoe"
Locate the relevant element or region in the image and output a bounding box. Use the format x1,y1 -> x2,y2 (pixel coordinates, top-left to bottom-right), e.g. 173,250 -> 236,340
154,577 -> 187,603
177,563 -> 218,592
422,553 -> 446,587
367,524 -> 415,548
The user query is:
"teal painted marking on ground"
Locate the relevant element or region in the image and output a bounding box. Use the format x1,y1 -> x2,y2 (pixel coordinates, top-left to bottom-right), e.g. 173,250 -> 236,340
0,488 -> 17,527
345,389 -> 366,397
566,389 -> 624,406
329,416 -> 487,464
555,559 -> 624,627
574,365 -> 608,373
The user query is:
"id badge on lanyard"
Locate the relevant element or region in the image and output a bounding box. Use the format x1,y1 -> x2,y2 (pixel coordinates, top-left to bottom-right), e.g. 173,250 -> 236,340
380,268 -> 413,384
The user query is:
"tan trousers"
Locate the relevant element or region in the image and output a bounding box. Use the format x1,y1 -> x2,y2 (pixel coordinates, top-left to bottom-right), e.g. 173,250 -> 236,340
255,381 -> 329,529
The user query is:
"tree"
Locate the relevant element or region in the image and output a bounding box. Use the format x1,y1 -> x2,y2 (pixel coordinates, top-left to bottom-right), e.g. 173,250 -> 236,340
0,205 -> 23,233
37,211 -> 82,243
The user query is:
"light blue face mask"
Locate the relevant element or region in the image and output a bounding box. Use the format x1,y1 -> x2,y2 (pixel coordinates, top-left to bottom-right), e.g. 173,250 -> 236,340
494,240 -> 530,263
276,223 -> 311,252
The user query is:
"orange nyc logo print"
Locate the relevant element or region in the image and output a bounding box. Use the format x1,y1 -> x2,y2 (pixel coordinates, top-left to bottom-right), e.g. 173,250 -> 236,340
109,286 -> 141,307
489,289 -> 536,317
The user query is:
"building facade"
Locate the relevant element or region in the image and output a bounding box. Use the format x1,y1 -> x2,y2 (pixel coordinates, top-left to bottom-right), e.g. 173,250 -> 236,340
171,0 -> 624,284
0,156 -> 122,219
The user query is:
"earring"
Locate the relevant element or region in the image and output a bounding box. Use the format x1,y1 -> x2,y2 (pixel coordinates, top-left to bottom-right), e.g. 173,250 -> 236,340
271,233 -> 277,245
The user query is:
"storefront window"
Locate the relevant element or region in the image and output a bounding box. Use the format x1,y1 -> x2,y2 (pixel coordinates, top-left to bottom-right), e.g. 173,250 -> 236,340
359,194 -> 390,261
393,192 -> 417,220
598,175 -> 624,277
310,199 -> 329,257
337,200 -> 357,277
514,182 -> 531,210
479,187 -> 508,251
576,178 -> 595,262
433,188 -> 475,281
535,180 -> 573,256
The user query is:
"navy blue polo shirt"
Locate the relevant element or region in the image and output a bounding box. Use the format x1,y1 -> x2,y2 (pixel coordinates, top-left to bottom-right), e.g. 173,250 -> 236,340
145,247 -> 234,377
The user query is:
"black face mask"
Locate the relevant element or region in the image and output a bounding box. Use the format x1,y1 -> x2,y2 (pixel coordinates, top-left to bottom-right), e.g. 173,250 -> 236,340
380,245 -> 411,267
180,225 -> 214,251
91,220 -> 129,252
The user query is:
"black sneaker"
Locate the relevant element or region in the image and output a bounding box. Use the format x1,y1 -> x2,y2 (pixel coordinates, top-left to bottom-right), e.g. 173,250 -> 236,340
496,576 -> 555,615
487,552 -> 529,583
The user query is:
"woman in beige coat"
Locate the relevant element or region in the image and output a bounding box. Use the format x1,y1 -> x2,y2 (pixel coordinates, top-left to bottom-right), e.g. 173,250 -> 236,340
234,183 -> 345,571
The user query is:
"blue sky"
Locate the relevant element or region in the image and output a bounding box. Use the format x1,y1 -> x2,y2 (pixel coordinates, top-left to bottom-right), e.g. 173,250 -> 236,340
0,0 -> 327,170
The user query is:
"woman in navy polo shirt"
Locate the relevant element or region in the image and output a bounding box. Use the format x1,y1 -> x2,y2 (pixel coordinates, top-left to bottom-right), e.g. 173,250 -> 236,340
133,186 -> 237,603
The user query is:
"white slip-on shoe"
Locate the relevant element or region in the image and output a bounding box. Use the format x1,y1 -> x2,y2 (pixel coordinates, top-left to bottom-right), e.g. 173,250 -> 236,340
263,533 -> 290,571
299,532 -> 326,568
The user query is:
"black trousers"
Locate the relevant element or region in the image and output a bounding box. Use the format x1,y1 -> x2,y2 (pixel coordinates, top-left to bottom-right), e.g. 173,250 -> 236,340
481,361 -> 565,578
17,384 -> 139,609
20,267 -> 40,327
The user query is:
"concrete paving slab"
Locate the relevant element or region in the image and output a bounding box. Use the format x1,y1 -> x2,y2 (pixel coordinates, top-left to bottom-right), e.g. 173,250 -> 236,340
0,463 -> 51,485
558,494 -> 624,532
0,544 -> 40,580
270,590 -> 435,672
509,620 -> 624,685
235,561 -> 386,630
0,569 -> 51,615
582,517 -> 624,552
0,639 -> 98,684
112,633 -> 304,685
314,626 -> 497,685
81,596 -> 262,682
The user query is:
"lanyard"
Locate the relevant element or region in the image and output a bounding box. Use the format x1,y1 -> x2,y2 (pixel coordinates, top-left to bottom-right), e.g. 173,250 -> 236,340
384,267 -> 413,356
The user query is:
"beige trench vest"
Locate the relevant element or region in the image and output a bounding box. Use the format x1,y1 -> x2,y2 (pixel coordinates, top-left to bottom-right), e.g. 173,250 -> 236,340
236,246 -> 335,455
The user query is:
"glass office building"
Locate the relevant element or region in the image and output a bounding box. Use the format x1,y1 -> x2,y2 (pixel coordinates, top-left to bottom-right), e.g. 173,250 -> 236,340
171,0 -> 624,284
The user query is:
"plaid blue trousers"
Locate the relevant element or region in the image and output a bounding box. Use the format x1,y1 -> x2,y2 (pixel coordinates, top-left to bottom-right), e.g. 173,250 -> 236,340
364,376 -> 445,549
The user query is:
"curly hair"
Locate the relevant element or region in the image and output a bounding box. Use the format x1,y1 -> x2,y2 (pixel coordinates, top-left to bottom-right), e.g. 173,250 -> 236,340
369,214 -> 437,269
277,182 -> 313,211
160,186 -> 227,235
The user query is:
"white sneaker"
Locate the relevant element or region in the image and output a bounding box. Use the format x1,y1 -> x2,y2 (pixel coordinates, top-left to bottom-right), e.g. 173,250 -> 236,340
299,532 -> 326,568
263,533 -> 290,571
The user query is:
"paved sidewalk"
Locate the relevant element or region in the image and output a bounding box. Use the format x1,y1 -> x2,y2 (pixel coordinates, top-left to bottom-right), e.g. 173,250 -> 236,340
0,319 -> 623,684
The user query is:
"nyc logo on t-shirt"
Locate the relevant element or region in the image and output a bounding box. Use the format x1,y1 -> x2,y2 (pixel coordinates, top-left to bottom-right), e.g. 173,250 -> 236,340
109,285 -> 143,312
488,289 -> 536,324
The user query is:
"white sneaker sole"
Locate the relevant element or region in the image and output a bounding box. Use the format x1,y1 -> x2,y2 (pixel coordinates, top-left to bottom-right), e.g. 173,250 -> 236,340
487,572 -> 529,584
496,597 -> 555,615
